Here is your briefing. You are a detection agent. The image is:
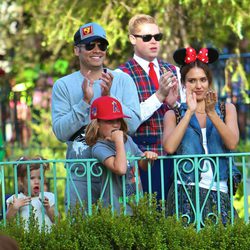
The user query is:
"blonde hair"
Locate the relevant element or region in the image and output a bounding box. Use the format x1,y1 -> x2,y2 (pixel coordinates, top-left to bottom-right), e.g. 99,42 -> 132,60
85,119 -> 128,146
85,119 -> 100,147
128,14 -> 157,35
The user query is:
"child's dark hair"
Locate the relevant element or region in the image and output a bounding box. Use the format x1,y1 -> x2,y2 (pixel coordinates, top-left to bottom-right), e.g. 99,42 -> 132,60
15,156 -> 49,178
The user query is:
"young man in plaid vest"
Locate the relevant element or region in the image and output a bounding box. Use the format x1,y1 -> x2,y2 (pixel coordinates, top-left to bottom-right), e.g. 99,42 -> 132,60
118,14 -> 183,202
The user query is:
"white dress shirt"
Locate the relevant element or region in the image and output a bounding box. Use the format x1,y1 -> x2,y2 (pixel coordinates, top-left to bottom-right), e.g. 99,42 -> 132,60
116,54 -> 186,123
133,54 -> 185,122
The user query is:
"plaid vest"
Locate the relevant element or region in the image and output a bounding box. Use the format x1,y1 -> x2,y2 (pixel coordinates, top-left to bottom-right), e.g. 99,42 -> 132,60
119,58 -> 177,155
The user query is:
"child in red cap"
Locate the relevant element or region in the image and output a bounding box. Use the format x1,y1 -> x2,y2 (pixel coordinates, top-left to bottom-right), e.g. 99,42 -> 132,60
85,96 -> 158,214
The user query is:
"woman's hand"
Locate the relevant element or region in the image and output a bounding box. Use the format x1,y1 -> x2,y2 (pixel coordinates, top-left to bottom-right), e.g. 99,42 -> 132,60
205,89 -> 217,115
186,85 -> 197,114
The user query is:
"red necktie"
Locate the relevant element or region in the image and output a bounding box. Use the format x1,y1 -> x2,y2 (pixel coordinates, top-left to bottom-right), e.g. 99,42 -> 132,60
149,62 -> 159,89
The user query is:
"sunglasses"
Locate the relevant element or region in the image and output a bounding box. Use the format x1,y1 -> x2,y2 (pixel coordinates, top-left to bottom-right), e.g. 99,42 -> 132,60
79,42 -> 108,52
133,33 -> 163,42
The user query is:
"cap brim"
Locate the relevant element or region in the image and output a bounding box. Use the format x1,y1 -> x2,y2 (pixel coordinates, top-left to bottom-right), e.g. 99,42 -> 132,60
123,115 -> 131,119
98,115 -> 131,120
78,36 -> 109,45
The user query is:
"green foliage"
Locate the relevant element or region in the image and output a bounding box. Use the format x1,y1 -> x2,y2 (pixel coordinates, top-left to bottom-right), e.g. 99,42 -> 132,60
1,196 -> 250,250
1,0 -> 250,86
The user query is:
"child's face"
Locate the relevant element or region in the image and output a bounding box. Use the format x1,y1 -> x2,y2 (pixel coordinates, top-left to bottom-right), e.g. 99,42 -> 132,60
22,169 -> 42,197
98,119 -> 122,139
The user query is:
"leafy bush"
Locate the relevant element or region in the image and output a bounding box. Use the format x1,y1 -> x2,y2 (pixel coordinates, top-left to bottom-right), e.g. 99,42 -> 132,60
1,196 -> 250,250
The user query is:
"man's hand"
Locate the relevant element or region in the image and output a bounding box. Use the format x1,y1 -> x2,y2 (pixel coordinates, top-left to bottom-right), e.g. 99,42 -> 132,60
165,81 -> 179,107
82,70 -> 94,104
156,71 -> 178,103
100,71 -> 113,96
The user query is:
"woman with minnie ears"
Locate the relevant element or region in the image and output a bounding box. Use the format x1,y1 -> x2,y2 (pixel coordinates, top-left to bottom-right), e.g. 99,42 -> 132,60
162,47 -> 241,225
85,96 -> 158,214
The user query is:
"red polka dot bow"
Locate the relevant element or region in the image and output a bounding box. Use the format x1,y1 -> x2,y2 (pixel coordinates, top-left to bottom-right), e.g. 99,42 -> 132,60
184,47 -> 209,64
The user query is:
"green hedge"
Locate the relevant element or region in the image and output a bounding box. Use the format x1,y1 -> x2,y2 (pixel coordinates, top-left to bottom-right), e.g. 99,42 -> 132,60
1,197 -> 250,250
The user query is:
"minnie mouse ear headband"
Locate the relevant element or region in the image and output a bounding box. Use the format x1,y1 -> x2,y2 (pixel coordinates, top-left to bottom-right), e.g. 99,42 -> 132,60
173,47 -> 219,65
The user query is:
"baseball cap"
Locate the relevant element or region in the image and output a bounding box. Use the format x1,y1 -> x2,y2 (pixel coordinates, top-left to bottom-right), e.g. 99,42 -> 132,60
90,96 -> 131,120
74,22 -> 109,45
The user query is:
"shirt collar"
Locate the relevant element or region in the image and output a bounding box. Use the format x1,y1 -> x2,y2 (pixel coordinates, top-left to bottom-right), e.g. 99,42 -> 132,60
133,54 -> 159,74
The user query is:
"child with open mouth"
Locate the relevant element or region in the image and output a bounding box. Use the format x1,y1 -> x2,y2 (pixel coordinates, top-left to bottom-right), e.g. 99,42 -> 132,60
6,156 -> 55,231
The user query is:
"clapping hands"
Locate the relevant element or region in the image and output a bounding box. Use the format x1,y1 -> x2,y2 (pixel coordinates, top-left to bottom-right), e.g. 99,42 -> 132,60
100,70 -> 113,96
82,70 -> 94,104
205,89 -> 217,114
82,70 -> 114,104
186,85 -> 217,115
157,68 -> 178,103
186,85 -> 197,114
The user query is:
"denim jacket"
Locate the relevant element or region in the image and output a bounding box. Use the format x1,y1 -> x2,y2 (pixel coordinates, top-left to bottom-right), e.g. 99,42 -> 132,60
175,103 -> 242,184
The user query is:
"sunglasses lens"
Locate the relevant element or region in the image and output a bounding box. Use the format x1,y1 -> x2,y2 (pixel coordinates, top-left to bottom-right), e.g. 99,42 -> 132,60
142,35 -> 152,42
98,43 -> 108,51
141,33 -> 163,42
154,33 -> 163,41
84,42 -> 108,51
85,43 -> 95,51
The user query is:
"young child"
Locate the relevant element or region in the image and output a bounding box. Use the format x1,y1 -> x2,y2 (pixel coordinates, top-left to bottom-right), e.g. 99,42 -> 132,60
85,96 -> 158,214
6,156 -> 55,230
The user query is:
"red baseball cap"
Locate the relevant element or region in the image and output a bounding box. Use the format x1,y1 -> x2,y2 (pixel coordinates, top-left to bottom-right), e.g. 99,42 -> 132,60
90,96 -> 131,120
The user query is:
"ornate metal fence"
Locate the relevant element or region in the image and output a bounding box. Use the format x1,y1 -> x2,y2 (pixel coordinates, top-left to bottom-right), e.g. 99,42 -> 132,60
0,152 -> 249,231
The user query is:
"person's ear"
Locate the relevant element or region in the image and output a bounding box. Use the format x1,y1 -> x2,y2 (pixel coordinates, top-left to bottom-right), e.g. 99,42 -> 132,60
74,46 -> 80,56
129,35 -> 136,46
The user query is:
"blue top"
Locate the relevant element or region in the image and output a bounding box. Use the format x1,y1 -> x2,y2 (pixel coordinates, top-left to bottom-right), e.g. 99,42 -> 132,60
176,103 -> 241,183
92,136 -> 143,215
51,69 -> 141,162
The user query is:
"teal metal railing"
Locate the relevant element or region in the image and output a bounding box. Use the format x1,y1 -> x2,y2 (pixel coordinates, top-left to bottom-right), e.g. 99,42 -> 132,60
0,152 -> 249,231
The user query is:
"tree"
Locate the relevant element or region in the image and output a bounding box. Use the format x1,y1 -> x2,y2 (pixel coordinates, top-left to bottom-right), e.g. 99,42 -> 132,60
1,0 -> 250,75
0,0 -> 249,157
